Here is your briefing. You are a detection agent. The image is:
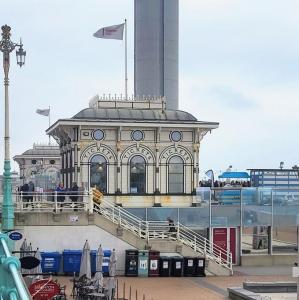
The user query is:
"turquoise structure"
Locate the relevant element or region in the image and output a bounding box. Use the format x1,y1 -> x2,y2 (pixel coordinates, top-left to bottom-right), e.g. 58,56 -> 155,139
0,233 -> 31,299
2,160 -> 14,231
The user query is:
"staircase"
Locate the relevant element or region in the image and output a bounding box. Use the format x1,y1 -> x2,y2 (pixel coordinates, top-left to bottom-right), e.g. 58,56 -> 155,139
93,198 -> 233,276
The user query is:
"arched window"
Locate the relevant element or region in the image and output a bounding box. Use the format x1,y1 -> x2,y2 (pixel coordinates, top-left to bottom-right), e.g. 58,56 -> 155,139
169,156 -> 184,193
130,155 -> 146,194
90,155 -> 107,193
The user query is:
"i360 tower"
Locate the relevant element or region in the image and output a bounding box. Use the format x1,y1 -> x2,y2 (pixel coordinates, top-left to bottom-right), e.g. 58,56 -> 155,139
134,0 -> 179,110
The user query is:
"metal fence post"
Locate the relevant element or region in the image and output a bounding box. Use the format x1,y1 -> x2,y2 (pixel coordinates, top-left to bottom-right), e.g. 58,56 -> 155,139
54,191 -> 58,213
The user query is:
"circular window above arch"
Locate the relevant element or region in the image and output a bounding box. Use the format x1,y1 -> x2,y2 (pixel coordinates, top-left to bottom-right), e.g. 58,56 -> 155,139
92,129 -> 105,141
50,159 -> 56,165
170,131 -> 182,142
131,130 -> 144,141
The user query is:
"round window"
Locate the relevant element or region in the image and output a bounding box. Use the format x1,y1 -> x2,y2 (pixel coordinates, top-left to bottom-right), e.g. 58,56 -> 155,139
170,131 -> 182,142
31,159 -> 37,165
92,129 -> 105,141
131,130 -> 144,141
50,160 -> 55,165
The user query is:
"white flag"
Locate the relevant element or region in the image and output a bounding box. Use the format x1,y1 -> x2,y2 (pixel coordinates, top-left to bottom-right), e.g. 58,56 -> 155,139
36,109 -> 50,117
93,23 -> 125,40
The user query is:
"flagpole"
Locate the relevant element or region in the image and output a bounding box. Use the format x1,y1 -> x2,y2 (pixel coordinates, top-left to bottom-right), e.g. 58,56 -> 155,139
125,19 -> 128,100
48,106 -> 51,146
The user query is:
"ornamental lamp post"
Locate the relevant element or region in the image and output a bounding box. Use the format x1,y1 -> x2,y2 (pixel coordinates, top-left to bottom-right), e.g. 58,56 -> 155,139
0,25 -> 26,231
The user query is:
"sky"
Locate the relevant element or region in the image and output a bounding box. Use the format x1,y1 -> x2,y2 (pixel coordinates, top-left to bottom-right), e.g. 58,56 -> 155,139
0,0 -> 298,178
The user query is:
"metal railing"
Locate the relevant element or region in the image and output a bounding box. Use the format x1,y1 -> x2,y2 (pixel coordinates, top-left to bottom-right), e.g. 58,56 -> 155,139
93,198 -> 233,273
0,233 -> 32,300
0,191 -> 233,273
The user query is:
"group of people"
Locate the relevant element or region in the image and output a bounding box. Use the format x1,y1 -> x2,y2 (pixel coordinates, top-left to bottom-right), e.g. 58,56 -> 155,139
199,180 -> 251,188
19,181 -> 35,205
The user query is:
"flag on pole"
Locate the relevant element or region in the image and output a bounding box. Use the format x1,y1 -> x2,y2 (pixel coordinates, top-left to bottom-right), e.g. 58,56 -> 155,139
93,23 -> 125,40
36,108 -> 50,117
205,169 -> 215,187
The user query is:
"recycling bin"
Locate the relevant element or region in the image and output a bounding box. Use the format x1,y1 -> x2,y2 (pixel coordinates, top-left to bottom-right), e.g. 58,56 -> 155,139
183,257 -> 196,277
138,250 -> 149,277
41,252 -> 62,274
159,256 -> 171,277
125,249 -> 138,277
148,250 -> 160,277
194,257 -> 206,277
102,250 -> 111,276
171,256 -> 183,277
63,250 -> 82,274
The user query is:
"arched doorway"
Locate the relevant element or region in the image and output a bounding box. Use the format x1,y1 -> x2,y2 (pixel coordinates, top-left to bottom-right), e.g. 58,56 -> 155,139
168,156 -> 184,193
130,155 -> 146,194
90,155 -> 107,193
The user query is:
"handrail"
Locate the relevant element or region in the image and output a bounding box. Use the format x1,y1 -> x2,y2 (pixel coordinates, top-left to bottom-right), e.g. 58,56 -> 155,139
94,200 -> 233,272
0,234 -> 32,300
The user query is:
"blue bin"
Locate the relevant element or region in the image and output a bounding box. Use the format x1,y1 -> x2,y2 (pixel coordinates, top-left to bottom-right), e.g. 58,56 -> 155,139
90,250 -> 111,275
63,250 -> 82,274
41,252 -> 62,274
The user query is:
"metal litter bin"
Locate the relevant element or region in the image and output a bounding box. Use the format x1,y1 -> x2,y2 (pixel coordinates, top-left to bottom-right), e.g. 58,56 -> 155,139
183,257 -> 196,277
125,249 -> 138,277
194,257 -> 205,277
138,250 -> 149,277
159,256 -> 171,277
102,250 -> 111,276
171,256 -> 183,277
149,250 -> 160,277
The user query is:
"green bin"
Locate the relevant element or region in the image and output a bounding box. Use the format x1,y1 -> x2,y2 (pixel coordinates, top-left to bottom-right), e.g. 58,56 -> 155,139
138,250 -> 149,277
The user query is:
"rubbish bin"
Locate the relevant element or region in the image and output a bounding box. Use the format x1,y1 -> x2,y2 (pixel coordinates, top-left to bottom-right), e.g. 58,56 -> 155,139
194,257 -> 205,277
138,250 -> 149,277
125,249 -> 138,277
159,256 -> 171,277
90,250 -> 97,274
41,252 -> 62,274
62,250 -> 82,274
148,250 -> 160,277
183,257 -> 196,277
103,250 -> 111,276
171,256 -> 183,277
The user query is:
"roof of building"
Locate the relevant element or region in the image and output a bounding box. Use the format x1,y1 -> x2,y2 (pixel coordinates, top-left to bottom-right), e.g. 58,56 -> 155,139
72,108 -> 198,122
218,172 -> 250,179
18,144 -> 60,157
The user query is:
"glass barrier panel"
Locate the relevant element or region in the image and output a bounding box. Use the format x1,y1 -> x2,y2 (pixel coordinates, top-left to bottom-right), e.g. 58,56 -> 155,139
211,205 -> 240,227
242,226 -> 270,255
196,187 -> 210,207
179,207 -> 209,228
124,208 -> 146,220
147,208 -> 178,222
272,226 -> 297,253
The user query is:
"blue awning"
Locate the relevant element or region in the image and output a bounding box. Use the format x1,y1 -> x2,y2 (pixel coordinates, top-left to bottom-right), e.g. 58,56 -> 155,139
218,172 -> 250,179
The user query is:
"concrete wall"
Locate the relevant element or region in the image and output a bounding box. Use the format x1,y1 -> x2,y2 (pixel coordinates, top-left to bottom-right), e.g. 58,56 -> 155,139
15,225 -> 136,273
241,254 -> 297,266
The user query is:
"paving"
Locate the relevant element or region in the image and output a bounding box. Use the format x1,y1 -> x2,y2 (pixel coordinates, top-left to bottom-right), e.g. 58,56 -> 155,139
51,266 -> 297,300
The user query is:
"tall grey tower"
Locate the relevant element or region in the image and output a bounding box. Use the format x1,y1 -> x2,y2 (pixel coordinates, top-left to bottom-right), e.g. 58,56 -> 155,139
134,0 -> 179,110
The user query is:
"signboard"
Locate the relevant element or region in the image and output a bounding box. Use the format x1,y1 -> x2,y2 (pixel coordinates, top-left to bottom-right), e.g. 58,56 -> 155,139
29,279 -> 60,300
9,231 -> 23,241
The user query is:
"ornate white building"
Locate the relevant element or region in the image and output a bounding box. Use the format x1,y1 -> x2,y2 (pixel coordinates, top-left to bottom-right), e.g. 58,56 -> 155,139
47,96 -> 218,207
13,144 -> 61,190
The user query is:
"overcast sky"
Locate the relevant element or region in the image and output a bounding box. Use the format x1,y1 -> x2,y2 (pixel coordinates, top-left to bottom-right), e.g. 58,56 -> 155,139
0,0 -> 298,177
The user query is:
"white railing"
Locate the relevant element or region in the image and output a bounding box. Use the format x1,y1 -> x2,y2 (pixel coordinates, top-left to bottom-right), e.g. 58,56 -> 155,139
2,192 -> 91,213
0,192 -> 233,273
146,221 -> 232,272
94,199 -> 232,273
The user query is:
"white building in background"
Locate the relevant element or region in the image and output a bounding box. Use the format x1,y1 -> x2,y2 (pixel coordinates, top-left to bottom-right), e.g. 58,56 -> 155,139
134,0 -> 179,110
47,96 -> 218,207
13,144 -> 61,190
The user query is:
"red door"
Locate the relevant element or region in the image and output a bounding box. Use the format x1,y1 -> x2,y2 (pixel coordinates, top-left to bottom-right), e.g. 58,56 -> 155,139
230,228 -> 236,264
213,228 -> 228,260
213,228 -> 236,264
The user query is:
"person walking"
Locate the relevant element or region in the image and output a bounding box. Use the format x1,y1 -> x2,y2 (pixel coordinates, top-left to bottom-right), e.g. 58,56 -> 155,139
167,217 -> 176,239
70,182 -> 79,211
56,182 -> 66,211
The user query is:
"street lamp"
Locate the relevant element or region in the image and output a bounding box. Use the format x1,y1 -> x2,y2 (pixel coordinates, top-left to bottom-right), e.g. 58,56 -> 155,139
0,25 -> 26,231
